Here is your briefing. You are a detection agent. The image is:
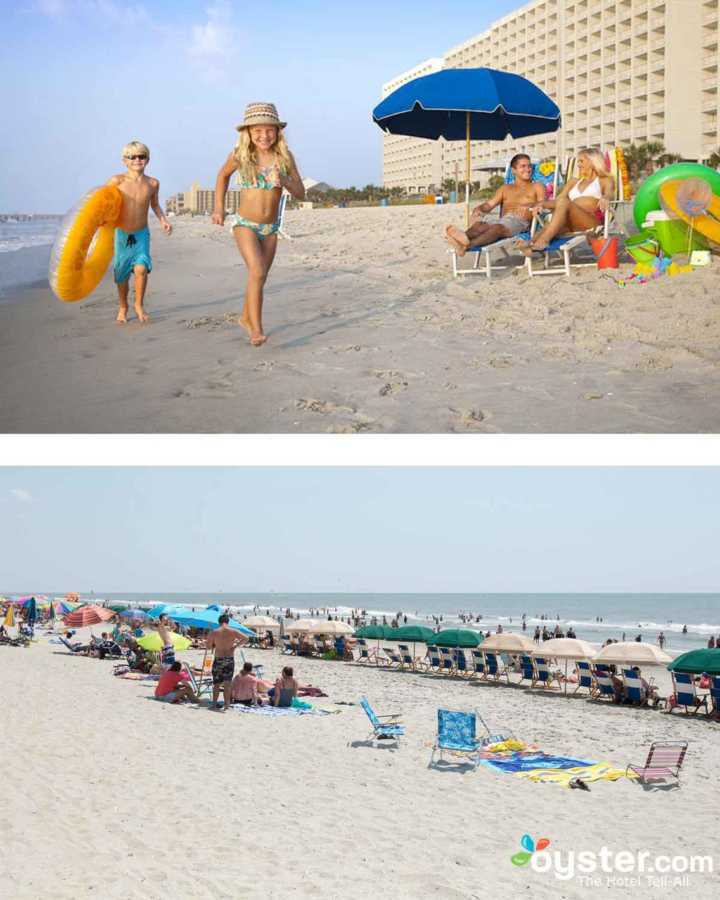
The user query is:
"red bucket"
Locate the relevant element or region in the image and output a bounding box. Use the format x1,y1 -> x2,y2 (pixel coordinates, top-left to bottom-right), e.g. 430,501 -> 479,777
589,236 -> 619,269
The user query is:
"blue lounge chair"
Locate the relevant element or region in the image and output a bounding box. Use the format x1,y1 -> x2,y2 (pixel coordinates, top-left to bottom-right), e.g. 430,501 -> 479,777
280,637 -> 295,655
622,668 -> 647,706
430,709 -> 481,768
710,677 -> 720,718
398,644 -> 425,672
484,652 -> 508,682
533,657 -> 560,689
360,696 -> 404,743
453,648 -> 471,677
574,660 -> 595,695
592,665 -> 617,701
519,655 -> 535,685
382,646 -> 403,668
354,638 -> 375,665
670,672 -> 708,715
426,645 -> 443,673
469,649 -> 485,679
438,647 -> 455,674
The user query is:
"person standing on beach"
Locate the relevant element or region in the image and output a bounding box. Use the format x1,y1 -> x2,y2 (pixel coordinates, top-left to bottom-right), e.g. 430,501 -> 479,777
107,141 -> 172,323
657,631 -> 666,649
211,103 -> 305,347
206,614 -> 247,711
155,614 -> 176,669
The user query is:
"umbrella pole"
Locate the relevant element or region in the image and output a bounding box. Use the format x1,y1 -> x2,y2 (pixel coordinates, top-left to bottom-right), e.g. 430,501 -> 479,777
465,112 -> 471,229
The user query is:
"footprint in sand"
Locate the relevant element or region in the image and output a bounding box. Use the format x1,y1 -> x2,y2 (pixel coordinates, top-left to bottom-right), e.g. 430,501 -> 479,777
373,369 -> 409,397
488,356 -> 514,369
449,407 -> 490,431
295,398 -> 357,415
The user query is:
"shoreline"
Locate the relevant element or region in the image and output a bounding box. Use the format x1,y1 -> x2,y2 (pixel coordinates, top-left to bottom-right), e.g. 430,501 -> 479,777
2,208 -> 720,433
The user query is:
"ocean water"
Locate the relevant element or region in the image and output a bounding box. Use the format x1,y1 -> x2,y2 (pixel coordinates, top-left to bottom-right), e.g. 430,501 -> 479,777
26,592 -> 720,652
0,220 -> 60,296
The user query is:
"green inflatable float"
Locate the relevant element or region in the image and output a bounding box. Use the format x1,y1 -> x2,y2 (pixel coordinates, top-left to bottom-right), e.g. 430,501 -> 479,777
634,162 -> 720,229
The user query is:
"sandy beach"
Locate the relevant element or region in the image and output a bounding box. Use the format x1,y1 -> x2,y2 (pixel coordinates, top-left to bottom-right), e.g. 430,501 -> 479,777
2,629 -> 719,899
1,205 -> 720,433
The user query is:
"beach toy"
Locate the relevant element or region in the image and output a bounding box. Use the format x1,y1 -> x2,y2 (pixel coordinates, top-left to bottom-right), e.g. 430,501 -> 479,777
49,185 -> 122,302
659,177 -> 720,248
625,231 -> 660,265
588,235 -> 619,269
633,162 -> 720,230
615,146 -> 631,201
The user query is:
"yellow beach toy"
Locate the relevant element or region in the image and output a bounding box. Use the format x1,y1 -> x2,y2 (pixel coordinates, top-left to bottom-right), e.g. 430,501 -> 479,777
49,185 -> 122,301
659,178 -> 720,248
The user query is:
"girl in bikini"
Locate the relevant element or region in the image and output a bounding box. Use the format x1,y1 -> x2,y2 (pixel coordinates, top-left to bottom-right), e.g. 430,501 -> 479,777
517,148 -> 615,255
212,103 -> 305,346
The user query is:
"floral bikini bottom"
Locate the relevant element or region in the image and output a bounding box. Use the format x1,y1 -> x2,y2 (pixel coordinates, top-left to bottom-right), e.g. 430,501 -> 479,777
231,215 -> 279,241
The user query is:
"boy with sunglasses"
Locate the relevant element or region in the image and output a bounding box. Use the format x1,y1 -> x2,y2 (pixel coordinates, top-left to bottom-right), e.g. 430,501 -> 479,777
107,141 -> 172,323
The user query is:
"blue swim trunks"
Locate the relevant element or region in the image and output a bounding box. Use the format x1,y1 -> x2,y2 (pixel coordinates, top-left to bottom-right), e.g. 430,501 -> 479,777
113,227 -> 152,284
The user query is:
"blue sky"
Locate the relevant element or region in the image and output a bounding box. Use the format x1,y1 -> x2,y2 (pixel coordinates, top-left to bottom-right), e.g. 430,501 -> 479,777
1,468 -> 718,593
3,0 -> 525,212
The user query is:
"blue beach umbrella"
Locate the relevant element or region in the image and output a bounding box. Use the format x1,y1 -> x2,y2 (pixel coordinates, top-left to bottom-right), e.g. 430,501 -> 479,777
169,607 -> 255,637
372,67 -> 561,224
119,608 -> 150,622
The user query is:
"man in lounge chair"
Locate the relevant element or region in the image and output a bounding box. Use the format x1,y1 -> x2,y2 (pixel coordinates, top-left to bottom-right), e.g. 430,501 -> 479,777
444,154 -> 544,256
205,614 -> 248,712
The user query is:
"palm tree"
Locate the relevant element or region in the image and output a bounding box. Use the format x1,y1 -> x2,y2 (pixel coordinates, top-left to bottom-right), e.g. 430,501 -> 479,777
706,149 -> 720,170
621,141 -> 681,187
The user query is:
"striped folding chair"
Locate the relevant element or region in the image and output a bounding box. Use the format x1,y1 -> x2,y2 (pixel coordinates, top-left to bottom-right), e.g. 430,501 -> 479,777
670,672 -> 708,715
438,647 -> 455,674
519,655 -> 535,685
426,645 -> 443,674
574,660 -> 595,695
469,649 -> 485,679
626,741 -> 689,784
592,665 -> 617,701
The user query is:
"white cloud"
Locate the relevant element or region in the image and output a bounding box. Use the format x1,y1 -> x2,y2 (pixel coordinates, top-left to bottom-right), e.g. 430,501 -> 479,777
10,489 -> 33,504
187,2 -> 239,83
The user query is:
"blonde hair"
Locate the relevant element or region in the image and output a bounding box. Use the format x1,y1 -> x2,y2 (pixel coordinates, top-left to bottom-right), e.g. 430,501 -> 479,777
233,127 -> 293,185
577,148 -> 610,179
122,140 -> 150,159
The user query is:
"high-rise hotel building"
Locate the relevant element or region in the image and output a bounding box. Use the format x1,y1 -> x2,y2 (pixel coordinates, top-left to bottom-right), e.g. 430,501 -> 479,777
381,0 -> 720,193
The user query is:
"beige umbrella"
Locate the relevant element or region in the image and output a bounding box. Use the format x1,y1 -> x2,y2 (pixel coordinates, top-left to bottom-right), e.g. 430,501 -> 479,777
480,633 -> 536,654
593,642 -> 672,666
243,616 -> 281,631
533,638 -> 600,696
285,619 -> 315,633
308,620 -> 354,636
533,638 -> 599,659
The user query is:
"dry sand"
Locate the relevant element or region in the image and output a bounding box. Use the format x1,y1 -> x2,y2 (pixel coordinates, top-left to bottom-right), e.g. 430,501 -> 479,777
2,630 -> 719,899
1,205 -> 720,433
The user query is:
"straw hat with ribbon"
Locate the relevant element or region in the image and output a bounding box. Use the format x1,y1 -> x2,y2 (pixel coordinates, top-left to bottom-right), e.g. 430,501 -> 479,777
236,102 -> 286,131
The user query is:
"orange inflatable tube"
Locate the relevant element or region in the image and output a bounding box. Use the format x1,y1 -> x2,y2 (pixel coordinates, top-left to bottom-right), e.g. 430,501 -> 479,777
49,185 -> 122,302
658,179 -> 720,247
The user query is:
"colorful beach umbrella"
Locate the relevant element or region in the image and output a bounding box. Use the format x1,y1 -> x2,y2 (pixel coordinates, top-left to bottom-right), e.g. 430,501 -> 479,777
667,649 -> 720,676
63,605 -> 114,628
434,629 -> 483,648
372,67 -> 561,225
169,607 -> 255,636
136,632 -> 191,653
119,608 -> 150,622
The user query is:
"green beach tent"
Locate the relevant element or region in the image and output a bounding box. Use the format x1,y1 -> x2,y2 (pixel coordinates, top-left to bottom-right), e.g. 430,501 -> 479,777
667,649 -> 720,676
434,629 -> 483,648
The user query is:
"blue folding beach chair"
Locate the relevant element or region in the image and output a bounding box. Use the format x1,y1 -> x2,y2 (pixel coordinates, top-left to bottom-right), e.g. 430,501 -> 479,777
469,649 -> 485,679
430,709 -> 481,769
670,672 -> 708,715
622,669 -> 647,706
519,655 -> 535,685
574,660 -> 595,695
360,696 -> 405,744
710,677 -> 720,718
426,645 -> 443,674
592,665 -> 616,701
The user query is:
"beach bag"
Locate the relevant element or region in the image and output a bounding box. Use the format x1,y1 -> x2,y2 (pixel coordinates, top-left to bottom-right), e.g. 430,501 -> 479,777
589,236 -> 619,269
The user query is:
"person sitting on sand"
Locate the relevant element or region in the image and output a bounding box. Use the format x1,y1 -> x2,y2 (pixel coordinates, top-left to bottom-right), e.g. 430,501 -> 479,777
270,666 -> 299,707
106,141 -> 172,324
154,661 -> 198,704
211,103 -> 305,347
445,154 -> 543,256
231,661 -> 266,706
517,148 -> 614,256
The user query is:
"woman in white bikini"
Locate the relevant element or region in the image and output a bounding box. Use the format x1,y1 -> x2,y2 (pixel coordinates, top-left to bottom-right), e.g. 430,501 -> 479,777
518,148 -> 615,255
212,103 -> 305,346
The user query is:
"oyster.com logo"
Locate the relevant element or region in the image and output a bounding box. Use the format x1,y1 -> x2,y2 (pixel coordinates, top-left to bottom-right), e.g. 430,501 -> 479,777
511,834 -> 550,866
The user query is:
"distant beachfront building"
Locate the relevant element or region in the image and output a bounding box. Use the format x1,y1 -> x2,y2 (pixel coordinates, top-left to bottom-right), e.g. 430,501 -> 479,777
165,182 -> 244,215
381,0 -> 720,192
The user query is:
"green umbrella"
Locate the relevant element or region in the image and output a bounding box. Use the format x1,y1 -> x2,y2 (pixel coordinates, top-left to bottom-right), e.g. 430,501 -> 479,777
108,603 -> 128,612
668,649 -> 720,675
393,625 -> 436,643
434,629 -> 483,648
354,625 -> 392,639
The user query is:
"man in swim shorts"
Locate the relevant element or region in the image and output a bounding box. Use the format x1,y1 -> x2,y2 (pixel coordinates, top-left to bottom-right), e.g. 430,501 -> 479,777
445,153 -> 545,256
155,613 -> 176,669
106,140 -> 172,323
206,613 -> 248,711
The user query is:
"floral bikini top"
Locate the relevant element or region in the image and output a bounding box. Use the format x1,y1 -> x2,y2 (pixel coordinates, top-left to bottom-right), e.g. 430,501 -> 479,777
236,161 -> 283,191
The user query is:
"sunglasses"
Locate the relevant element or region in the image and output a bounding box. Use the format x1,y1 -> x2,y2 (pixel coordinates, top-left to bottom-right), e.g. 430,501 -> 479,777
125,154 -> 148,161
